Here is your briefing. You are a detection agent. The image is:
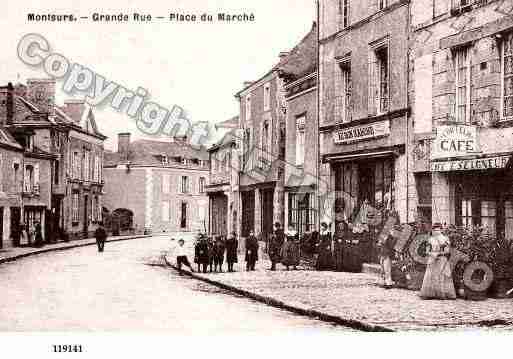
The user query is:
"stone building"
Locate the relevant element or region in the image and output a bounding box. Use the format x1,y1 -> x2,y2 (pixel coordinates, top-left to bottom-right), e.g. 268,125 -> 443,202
410,0 -> 513,237
277,22 -> 323,236
103,133 -> 209,234
207,116 -> 241,237
319,0 -> 410,260
235,61 -> 287,242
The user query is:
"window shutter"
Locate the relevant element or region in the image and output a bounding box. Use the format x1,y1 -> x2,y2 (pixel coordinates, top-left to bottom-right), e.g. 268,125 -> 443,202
368,51 -> 378,115
34,164 -> 40,185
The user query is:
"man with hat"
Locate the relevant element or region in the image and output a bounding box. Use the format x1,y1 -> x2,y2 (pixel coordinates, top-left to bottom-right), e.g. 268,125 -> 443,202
269,222 -> 285,271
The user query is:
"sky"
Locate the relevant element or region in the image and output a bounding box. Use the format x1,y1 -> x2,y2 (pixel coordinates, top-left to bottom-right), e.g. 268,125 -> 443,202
1,0 -> 316,150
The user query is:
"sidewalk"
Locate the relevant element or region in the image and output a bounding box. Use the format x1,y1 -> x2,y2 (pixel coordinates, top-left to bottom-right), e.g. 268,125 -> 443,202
165,243 -> 513,331
0,234 -> 151,264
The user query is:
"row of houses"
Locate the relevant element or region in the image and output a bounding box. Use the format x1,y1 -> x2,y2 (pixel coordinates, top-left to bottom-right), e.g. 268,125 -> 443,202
207,0 -> 513,256
0,79 -> 106,248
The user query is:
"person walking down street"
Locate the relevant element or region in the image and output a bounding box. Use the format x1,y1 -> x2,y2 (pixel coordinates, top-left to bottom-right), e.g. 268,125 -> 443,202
194,234 -> 210,273
94,222 -> 107,253
245,231 -> 259,271
420,224 -> 456,300
225,232 -> 238,272
333,222 -> 346,272
174,238 -> 194,275
213,236 -> 226,272
207,236 -> 215,272
316,222 -> 333,271
34,222 -> 44,247
281,225 -> 300,270
269,222 -> 285,271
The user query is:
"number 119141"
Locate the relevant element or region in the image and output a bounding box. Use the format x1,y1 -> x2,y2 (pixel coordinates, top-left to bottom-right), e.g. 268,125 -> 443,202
52,345 -> 83,353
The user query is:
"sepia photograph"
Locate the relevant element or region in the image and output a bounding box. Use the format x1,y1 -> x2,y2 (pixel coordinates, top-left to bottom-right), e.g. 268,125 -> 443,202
1,0 -> 512,357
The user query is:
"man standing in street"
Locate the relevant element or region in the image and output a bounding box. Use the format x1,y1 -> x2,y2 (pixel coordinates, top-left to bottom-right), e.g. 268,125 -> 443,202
245,230 -> 259,271
94,222 -> 107,253
269,222 -> 284,271
225,232 -> 238,272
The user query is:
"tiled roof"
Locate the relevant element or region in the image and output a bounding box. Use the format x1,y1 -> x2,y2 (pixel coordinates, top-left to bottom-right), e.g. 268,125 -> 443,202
104,139 -> 209,167
278,22 -> 318,83
0,127 -> 23,150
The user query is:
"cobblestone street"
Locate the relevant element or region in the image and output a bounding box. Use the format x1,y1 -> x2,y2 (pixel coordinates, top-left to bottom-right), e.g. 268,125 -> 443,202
169,239 -> 513,331
0,235 -> 350,332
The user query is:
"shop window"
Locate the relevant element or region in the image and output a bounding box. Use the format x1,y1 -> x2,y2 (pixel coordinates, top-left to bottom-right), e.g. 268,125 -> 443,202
454,46 -> 472,123
288,193 -> 316,236
295,115 -> 306,166
502,32 -> 513,119
459,198 -> 497,234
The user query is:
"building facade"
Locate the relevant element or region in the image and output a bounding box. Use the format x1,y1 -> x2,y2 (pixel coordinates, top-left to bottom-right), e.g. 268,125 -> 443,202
278,22 -> 322,236
0,79 -> 107,244
103,133 -> 210,234
235,64 -> 287,242
410,0 -> 513,237
207,117 -> 241,238
319,0 -> 411,259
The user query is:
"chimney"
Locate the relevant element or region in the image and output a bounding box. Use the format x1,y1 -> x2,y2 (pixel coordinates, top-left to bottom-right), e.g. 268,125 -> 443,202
118,133 -> 131,161
26,78 -> 55,115
279,51 -> 290,61
0,82 -> 14,126
63,99 -> 85,123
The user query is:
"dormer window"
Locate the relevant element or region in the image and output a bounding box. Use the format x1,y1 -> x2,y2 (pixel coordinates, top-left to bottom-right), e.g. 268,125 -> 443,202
161,154 -> 169,165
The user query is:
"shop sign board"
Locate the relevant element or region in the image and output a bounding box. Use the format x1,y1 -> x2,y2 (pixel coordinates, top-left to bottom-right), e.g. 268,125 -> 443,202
333,120 -> 390,145
431,125 -> 479,160
431,155 -> 510,172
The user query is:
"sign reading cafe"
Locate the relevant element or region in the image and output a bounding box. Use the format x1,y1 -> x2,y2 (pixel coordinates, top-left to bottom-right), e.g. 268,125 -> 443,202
431,125 -> 479,160
333,120 -> 390,144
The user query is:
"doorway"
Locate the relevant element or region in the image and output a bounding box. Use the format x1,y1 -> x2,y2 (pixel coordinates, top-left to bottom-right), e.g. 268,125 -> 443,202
261,188 -> 274,243
10,207 -> 21,246
83,195 -> 88,236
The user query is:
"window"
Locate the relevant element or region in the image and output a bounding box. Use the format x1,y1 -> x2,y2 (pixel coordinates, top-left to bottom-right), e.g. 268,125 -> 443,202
13,162 -> 20,192
182,158 -> 187,166
288,193 -> 317,236
295,115 -> 306,166
93,155 -> 101,183
502,33 -> 513,119
246,95 -> 252,121
454,47 -> 471,123
264,83 -> 271,111
24,165 -> 34,193
94,196 -> 101,222
339,60 -> 352,122
53,161 -> 59,185
199,177 -> 206,193
180,202 -> 187,228
379,0 -> 387,10
260,121 -> 270,168
369,43 -> 389,115
162,174 -> 170,194
0,153 -> 3,192
340,0 -> 349,28
72,192 -> 79,223
161,154 -> 169,165
162,201 -> 170,222
83,150 -> 91,181
505,201 -> 513,239
452,0 -> 472,11
460,199 -> 497,234
243,128 -> 251,167
181,176 -> 189,194
73,151 -> 81,179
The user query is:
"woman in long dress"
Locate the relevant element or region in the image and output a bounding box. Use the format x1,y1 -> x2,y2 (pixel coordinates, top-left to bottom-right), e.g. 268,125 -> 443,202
316,222 -> 333,271
420,225 -> 456,300
281,226 -> 300,270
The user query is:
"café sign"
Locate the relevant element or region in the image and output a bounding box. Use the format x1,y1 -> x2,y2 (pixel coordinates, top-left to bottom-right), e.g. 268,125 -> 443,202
333,120 -> 390,144
431,155 -> 510,172
431,125 -> 479,160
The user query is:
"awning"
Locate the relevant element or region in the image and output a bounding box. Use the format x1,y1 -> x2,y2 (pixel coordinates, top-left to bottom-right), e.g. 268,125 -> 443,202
322,147 -> 402,163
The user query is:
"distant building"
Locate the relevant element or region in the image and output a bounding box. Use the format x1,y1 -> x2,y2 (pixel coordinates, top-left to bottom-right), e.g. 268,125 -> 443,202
103,133 -> 210,234
0,79 -> 106,246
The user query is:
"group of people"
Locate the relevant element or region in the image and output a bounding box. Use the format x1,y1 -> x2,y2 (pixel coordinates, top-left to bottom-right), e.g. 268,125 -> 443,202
192,233 -> 240,273
12,222 -> 44,247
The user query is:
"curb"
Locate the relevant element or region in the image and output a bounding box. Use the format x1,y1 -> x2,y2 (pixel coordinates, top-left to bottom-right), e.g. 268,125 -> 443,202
0,235 -> 152,265
163,256 -> 394,332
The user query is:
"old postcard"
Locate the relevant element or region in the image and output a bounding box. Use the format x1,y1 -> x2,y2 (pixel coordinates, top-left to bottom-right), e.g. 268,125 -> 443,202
1,0 -> 512,357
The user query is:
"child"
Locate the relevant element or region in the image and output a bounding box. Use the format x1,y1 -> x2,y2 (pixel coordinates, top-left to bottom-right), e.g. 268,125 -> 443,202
174,238 -> 194,274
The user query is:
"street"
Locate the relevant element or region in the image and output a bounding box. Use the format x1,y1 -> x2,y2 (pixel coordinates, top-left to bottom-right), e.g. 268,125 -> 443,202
0,235 -> 352,332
